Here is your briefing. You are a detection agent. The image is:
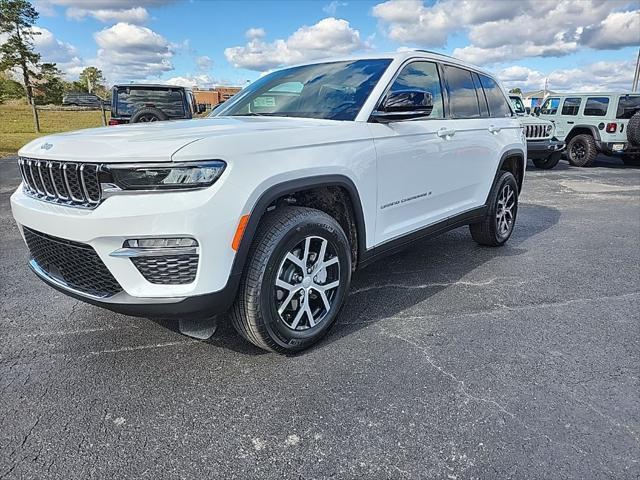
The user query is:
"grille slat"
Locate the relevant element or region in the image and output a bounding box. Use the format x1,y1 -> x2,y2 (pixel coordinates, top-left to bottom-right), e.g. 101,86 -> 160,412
38,161 -> 55,197
131,255 -> 199,285
23,227 -> 122,298
28,160 -> 45,194
64,163 -> 85,202
19,158 -> 101,208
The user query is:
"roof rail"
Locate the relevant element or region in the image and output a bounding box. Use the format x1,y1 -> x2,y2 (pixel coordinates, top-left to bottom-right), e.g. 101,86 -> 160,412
414,49 -> 457,60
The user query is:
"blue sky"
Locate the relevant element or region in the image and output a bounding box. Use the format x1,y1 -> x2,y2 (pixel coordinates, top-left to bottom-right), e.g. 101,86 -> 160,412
25,0 -> 640,92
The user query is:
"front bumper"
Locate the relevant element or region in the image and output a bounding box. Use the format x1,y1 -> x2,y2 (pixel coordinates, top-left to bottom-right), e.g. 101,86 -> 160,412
526,139 -> 565,160
10,180 -> 246,318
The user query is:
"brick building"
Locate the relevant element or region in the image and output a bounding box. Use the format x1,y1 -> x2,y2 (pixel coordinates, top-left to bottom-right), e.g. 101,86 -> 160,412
194,87 -> 242,108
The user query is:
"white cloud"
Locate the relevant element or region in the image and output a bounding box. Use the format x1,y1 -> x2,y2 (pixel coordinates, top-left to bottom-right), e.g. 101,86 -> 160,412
323,1 -> 348,15
66,6 -> 149,23
30,27 -> 85,78
373,0 -> 639,65
195,55 -> 213,71
581,10 -> 640,50
372,0 -> 525,47
225,17 -> 366,71
93,22 -> 174,81
245,27 -> 266,39
38,0 -> 175,24
497,60 -> 636,93
163,74 -> 217,89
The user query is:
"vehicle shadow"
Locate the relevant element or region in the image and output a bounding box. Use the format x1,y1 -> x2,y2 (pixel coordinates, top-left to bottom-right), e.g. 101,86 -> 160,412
317,203 -> 561,351
200,203 -> 561,356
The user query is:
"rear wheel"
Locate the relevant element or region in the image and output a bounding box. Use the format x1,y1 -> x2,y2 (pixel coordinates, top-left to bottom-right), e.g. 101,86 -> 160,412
532,152 -> 561,169
567,134 -> 597,167
230,207 -> 351,353
470,171 -> 518,247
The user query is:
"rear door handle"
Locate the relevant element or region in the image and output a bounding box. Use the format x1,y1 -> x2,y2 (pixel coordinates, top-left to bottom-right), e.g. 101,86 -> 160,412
437,128 -> 456,138
567,121 -> 574,124
488,125 -> 501,133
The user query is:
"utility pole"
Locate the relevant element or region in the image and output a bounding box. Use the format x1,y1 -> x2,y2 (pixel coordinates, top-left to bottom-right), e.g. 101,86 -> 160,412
632,48 -> 640,92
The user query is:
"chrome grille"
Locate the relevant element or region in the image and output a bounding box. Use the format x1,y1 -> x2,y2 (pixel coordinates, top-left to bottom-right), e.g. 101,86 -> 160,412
525,124 -> 551,140
18,158 -> 102,208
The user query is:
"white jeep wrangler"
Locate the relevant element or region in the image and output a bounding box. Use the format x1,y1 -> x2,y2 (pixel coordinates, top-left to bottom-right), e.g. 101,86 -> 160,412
11,51 -> 526,353
509,94 -> 565,169
536,92 -> 640,167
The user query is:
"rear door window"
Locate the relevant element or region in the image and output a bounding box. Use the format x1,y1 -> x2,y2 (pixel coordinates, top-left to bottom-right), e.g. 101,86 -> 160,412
616,95 -> 640,119
116,88 -> 185,117
584,97 -> 609,116
443,65 -> 480,119
540,97 -> 560,115
478,74 -> 512,117
561,97 -> 581,116
472,73 -> 489,117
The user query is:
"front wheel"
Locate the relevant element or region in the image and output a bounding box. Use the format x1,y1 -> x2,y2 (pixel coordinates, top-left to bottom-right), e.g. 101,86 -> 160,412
230,207 -> 351,353
470,171 -> 518,247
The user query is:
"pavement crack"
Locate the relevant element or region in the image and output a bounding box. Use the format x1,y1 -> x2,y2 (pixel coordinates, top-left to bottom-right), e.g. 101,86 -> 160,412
350,277 -> 504,295
382,328 -> 516,418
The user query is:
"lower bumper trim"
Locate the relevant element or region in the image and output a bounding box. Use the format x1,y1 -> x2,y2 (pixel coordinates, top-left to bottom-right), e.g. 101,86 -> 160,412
30,261 -> 240,319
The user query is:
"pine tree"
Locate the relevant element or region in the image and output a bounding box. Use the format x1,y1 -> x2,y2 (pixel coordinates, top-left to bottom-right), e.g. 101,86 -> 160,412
0,0 -> 42,131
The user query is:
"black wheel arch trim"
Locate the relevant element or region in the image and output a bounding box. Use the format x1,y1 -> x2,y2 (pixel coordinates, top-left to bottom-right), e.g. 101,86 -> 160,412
493,148 -> 526,194
566,125 -> 601,142
231,174 -> 368,278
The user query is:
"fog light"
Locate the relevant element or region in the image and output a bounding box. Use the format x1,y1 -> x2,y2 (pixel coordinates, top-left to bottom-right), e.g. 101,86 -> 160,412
124,238 -> 198,248
111,237 -> 199,258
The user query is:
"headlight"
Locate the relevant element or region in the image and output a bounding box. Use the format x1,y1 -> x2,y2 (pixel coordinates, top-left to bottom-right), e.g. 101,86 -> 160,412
105,160 -> 226,191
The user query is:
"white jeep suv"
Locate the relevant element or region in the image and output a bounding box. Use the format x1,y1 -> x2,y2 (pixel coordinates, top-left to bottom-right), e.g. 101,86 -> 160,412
11,51 -> 526,353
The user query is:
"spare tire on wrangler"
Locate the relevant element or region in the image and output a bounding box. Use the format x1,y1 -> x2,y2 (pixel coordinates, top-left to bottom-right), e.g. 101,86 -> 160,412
628,112 -> 640,146
130,106 -> 168,123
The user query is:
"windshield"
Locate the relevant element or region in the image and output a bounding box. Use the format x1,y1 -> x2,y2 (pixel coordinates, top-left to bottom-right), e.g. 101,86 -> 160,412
215,59 -> 392,121
509,96 -> 526,115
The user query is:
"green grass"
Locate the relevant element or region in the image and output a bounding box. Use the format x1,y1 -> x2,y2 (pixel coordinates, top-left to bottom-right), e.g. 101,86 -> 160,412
0,104 -> 108,157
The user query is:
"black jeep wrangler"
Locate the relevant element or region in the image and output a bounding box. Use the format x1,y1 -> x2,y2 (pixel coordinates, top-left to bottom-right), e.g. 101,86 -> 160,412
109,84 -> 206,125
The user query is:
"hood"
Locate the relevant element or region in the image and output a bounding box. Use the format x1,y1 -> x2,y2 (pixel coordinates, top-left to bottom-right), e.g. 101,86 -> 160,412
18,116 -> 340,163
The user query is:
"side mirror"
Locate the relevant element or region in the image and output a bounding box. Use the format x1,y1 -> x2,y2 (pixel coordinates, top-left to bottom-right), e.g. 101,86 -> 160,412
533,106 -> 541,116
197,103 -> 206,114
372,90 -> 433,122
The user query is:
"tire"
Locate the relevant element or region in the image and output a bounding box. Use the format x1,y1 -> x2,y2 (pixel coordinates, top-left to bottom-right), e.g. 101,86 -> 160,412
567,134 -> 598,167
532,152 -> 561,170
627,112 -> 640,146
230,207 -> 352,353
130,107 -> 168,123
470,171 -> 518,247
622,154 -> 640,166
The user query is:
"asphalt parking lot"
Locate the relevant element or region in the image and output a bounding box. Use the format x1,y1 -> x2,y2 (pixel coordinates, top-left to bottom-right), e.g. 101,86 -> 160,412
1,155 -> 638,479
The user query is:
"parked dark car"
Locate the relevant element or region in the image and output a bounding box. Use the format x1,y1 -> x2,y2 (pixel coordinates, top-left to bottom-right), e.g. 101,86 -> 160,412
109,84 -> 206,125
62,92 -> 104,108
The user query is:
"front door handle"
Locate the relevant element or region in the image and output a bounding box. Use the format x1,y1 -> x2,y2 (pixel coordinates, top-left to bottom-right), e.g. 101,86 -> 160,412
437,128 -> 456,138
488,125 -> 501,133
